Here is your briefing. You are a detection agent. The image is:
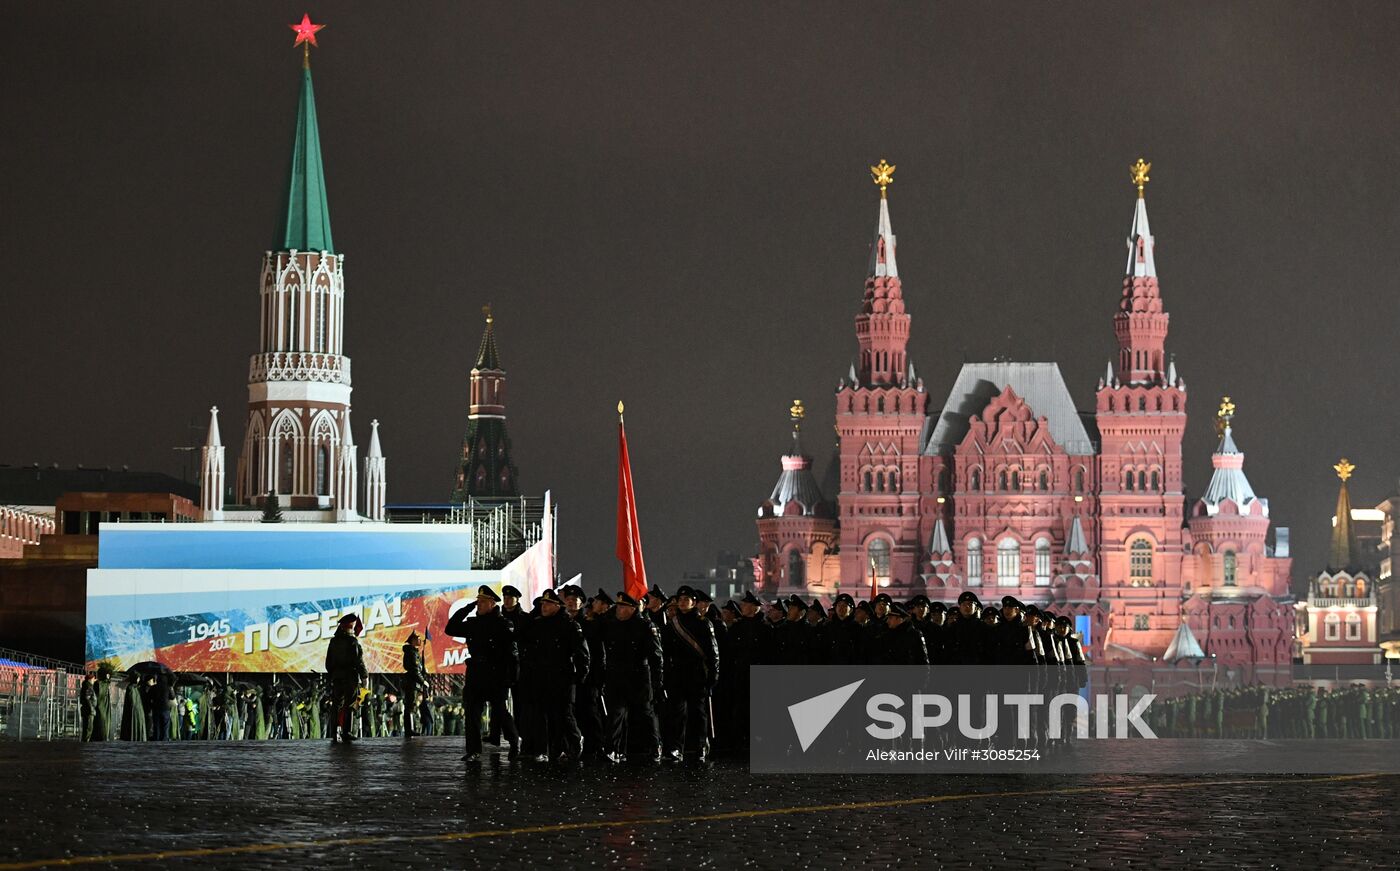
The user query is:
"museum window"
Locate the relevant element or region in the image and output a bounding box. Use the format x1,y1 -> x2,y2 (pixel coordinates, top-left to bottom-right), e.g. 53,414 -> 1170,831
966,538 -> 983,585
1346,613 -> 1361,640
867,539 -> 890,587
1129,539 -> 1153,586
1039,469 -> 1050,491
1010,470 -> 1020,491
997,538 -> 1020,586
1325,613 -> 1340,640
1124,468 -> 1135,491
315,443 -> 331,496
1133,615 -> 1149,631
863,470 -> 873,492
1138,470 -> 1148,491
1034,538 -> 1051,585
999,470 -> 1009,491
970,468 -> 981,491
1150,470 -> 1160,491
1223,551 -> 1237,586
1073,468 -> 1085,492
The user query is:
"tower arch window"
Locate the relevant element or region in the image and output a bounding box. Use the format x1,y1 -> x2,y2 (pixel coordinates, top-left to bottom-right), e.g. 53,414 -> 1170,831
966,538 -> 983,585
876,471 -> 886,493
1138,396 -> 1146,412
997,538 -> 1020,586
1150,470 -> 1160,491
970,468 -> 981,491
867,539 -> 890,587
1124,468 -> 1135,491
877,397 -> 885,413
999,470 -> 1009,491
1073,468 -> 1085,492
1324,612 -> 1340,641
1039,469 -> 1050,492
1345,612 -> 1362,640
1034,538 -> 1051,586
315,443 -> 331,496
1010,470 -> 1020,491
279,442 -> 295,495
1129,539 -> 1153,587
1223,550 -> 1237,586
1138,470 -> 1148,491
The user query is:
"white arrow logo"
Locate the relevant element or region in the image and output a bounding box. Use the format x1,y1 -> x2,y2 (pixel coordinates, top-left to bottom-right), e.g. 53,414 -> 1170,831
787,679 -> 865,751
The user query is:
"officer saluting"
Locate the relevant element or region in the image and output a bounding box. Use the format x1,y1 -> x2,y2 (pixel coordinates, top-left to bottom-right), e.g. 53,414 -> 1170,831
444,586 -> 521,762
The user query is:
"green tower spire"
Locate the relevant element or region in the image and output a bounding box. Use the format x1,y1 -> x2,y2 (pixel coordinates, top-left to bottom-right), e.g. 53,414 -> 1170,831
275,67 -> 334,253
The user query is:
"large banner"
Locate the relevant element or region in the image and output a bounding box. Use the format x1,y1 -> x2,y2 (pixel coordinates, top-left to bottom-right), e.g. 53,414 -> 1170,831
86,524 -> 498,674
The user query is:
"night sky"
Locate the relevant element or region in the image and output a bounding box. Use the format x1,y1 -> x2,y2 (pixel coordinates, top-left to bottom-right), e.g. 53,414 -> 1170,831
3,3 -> 1398,589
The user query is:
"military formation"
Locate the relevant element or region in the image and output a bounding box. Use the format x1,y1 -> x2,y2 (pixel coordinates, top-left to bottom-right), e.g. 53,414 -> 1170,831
351,584 -> 1095,763
1149,684 -> 1400,739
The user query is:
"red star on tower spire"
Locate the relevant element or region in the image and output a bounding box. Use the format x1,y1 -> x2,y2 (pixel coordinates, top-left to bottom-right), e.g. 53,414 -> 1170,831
289,14 -> 325,67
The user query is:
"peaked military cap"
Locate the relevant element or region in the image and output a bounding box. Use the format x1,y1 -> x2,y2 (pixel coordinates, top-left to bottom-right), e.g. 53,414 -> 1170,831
675,585 -> 696,598
722,600 -> 741,615
810,601 -> 827,617
981,606 -> 1000,619
929,601 -> 947,613
741,589 -> 763,605
873,592 -> 893,605
616,591 -> 641,608
539,589 -> 562,605
958,591 -> 981,605
595,588 -> 615,606
647,584 -> 666,600
477,586 -> 502,602
501,585 -> 522,598
785,594 -> 807,609
693,589 -> 714,604
833,592 -> 855,607
888,603 -> 910,619
1001,595 -> 1022,609
907,594 -> 930,607
855,600 -> 873,614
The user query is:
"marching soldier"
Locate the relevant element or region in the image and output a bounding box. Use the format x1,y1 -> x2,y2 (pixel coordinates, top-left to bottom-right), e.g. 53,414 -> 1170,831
768,594 -> 815,665
564,586 -> 609,760
724,590 -> 767,751
662,586 -> 720,762
521,589 -> 589,763
874,604 -> 929,665
947,592 -> 986,664
824,593 -> 864,665
601,591 -> 664,763
444,586 -> 521,762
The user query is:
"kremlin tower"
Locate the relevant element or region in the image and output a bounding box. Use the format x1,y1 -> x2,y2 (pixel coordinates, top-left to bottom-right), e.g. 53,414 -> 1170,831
755,401 -> 839,592
205,25 -> 387,521
451,306 -> 520,501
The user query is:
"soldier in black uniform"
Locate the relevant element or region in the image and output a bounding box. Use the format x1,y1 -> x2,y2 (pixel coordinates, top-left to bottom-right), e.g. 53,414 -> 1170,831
923,601 -> 948,664
521,588 -> 589,763
947,591 -> 987,664
874,604 -> 930,665
444,586 -> 521,762
401,630 -> 430,737
724,590 -> 767,751
995,597 -> 1037,665
768,594 -> 816,665
488,585 -> 531,746
564,586 -> 609,760
325,614 -> 367,744
643,585 -> 667,633
823,593 -> 865,665
661,586 -> 720,762
601,591 -> 664,763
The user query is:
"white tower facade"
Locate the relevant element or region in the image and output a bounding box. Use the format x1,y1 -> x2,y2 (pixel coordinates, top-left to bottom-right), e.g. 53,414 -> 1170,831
200,406 -> 225,521
365,419 -> 387,522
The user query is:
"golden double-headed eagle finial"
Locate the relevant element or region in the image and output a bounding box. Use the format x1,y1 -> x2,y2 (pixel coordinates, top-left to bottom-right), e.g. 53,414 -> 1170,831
1215,395 -> 1235,437
870,159 -> 896,198
1131,158 -> 1151,198
790,399 -> 805,431
1334,458 -> 1356,482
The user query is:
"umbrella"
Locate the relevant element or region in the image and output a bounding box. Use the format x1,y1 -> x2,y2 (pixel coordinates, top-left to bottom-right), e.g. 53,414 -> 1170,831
126,661 -> 174,678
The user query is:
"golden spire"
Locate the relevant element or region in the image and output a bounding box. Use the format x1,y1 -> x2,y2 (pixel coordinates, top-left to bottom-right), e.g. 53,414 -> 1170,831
789,399 -> 805,432
1215,395 -> 1235,437
1130,158 -> 1151,198
870,159 -> 896,199
1334,458 -> 1355,482
617,400 -> 625,423
483,303 -> 493,326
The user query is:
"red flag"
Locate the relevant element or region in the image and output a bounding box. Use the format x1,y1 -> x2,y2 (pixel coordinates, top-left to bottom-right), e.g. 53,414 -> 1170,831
616,404 -> 649,602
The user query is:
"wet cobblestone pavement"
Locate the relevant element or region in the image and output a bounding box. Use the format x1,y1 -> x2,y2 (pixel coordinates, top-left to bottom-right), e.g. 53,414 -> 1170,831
0,739 -> 1393,869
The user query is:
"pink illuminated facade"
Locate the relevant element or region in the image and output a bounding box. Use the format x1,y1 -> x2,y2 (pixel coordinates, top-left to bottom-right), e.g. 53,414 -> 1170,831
754,162 -> 1297,690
